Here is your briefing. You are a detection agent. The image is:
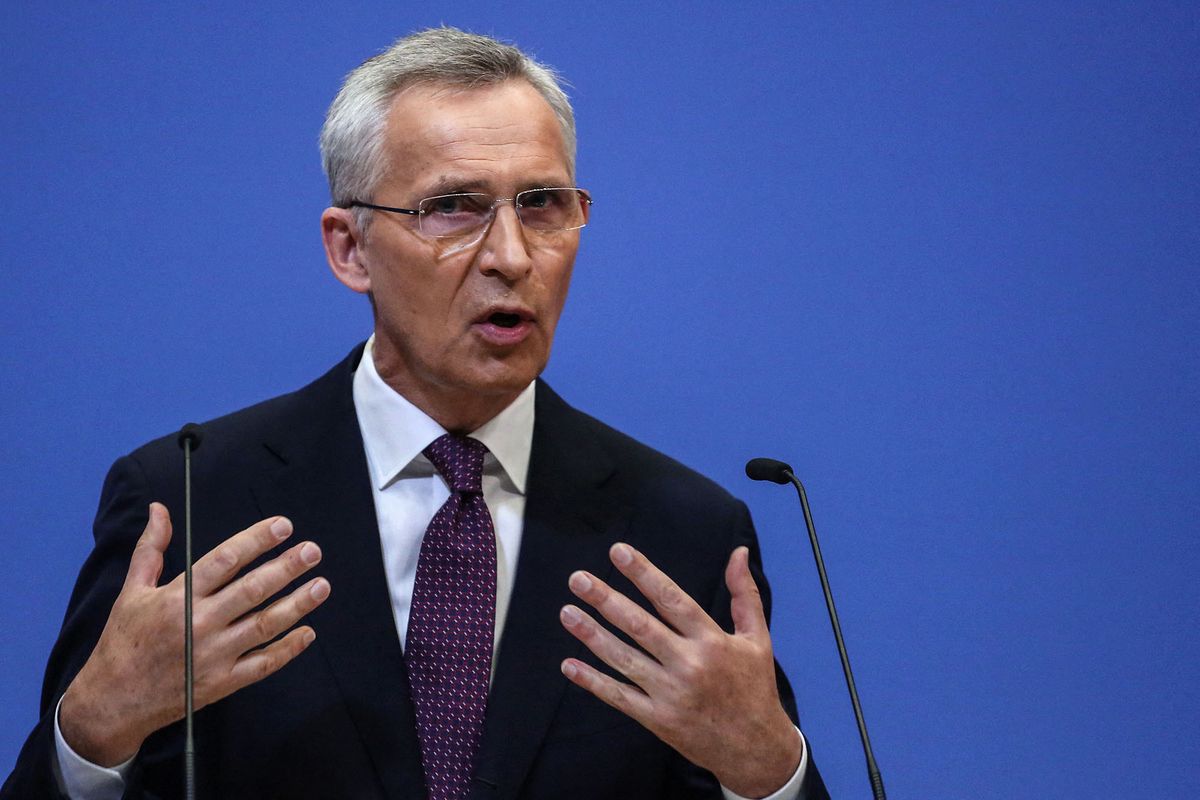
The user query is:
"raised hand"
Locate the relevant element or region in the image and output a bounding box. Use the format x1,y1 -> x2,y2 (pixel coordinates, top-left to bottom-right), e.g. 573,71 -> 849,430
559,543 -> 801,799
59,503 -> 330,766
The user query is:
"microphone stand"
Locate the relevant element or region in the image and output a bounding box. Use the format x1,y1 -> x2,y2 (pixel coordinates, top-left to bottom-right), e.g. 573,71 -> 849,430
177,424 -> 203,800
747,458 -> 886,800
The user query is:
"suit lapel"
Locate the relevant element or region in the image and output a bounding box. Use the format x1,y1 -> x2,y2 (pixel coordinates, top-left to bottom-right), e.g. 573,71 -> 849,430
243,358 -> 627,800
250,346 -> 426,800
470,383 -> 630,800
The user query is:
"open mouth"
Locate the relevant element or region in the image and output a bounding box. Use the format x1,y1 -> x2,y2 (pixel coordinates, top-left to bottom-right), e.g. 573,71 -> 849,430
488,312 -> 523,328
475,308 -> 533,345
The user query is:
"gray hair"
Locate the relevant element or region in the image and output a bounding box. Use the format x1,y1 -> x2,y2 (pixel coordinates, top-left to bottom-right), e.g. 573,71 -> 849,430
320,27 -> 576,229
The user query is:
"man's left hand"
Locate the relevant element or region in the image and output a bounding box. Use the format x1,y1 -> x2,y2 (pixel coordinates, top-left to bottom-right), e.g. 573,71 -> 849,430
559,543 -> 802,799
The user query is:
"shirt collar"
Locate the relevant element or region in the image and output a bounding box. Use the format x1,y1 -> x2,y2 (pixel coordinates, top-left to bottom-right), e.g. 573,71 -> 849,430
352,335 -> 534,494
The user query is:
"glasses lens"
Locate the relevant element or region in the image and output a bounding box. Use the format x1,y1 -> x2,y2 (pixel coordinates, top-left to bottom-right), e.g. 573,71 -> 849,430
418,193 -> 492,237
516,189 -> 587,231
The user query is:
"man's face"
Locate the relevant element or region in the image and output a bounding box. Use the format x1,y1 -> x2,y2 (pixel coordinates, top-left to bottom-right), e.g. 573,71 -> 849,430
327,80 -> 580,426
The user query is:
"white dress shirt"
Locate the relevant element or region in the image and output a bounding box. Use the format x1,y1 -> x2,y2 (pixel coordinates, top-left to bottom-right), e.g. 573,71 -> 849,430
54,336 -> 807,800
352,336 -> 533,656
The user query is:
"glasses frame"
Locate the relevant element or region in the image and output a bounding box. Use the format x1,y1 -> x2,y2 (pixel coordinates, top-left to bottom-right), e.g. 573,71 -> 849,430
342,187 -> 593,238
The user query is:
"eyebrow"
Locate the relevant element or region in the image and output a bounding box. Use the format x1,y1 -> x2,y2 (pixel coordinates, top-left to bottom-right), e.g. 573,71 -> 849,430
424,175 -> 488,197
421,175 -> 573,198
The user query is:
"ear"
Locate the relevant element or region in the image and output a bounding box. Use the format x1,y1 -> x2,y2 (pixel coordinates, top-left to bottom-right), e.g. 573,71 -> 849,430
321,207 -> 371,294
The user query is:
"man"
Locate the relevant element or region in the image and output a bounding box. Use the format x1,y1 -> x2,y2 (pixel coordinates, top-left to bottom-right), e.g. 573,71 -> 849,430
3,27 -> 829,800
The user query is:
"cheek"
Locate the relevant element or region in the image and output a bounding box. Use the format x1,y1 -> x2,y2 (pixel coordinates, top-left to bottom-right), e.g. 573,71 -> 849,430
370,258 -> 459,327
546,270 -> 575,328
531,240 -> 578,314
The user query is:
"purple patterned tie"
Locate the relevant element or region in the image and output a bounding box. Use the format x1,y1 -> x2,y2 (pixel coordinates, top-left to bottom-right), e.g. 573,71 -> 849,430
406,434 -> 497,800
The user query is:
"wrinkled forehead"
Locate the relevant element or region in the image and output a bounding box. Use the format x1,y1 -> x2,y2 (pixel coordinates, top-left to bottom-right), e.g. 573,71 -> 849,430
378,80 -> 572,195
385,78 -> 566,144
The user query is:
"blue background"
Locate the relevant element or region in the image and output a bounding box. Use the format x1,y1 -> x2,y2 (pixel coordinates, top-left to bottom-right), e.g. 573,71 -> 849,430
2,3 -> 1197,797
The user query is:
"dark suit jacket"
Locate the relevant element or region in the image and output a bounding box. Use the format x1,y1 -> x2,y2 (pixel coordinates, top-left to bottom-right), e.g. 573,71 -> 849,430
3,345 -> 829,800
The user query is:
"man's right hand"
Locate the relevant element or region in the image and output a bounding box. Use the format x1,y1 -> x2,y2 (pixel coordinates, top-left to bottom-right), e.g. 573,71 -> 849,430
58,502 -> 330,767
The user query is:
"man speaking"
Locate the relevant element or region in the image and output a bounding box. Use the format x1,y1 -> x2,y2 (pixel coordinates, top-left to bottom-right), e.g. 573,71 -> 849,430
3,27 -> 829,800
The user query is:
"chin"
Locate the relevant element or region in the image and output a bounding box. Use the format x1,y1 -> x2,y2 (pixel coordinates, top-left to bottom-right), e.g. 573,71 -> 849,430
461,358 -> 544,397
462,371 -> 537,398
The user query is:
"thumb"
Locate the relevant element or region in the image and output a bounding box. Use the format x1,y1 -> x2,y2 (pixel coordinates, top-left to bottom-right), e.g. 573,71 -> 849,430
726,546 -> 768,637
124,502 -> 173,589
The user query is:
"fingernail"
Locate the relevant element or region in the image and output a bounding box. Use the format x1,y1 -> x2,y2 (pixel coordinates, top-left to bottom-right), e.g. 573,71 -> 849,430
300,542 -> 321,565
568,572 -> 592,593
271,518 -> 292,540
611,543 -> 633,566
560,605 -> 582,626
561,661 -> 578,678
302,629 -> 316,646
310,578 -> 330,601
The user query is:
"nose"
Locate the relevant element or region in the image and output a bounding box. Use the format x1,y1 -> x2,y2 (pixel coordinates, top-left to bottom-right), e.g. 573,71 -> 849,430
477,204 -> 533,281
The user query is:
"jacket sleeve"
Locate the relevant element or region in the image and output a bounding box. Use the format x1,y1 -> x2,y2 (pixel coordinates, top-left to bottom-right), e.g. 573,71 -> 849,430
1,456 -> 161,800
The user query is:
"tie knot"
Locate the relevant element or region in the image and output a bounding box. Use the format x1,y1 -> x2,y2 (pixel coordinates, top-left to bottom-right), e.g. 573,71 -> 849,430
423,434 -> 487,494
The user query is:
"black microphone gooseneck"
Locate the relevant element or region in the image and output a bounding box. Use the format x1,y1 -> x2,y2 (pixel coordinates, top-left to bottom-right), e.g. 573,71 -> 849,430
176,423 -> 203,800
745,457 -> 886,800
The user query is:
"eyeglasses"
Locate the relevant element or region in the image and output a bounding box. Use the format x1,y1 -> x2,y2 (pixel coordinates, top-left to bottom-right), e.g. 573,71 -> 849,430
342,187 -> 593,239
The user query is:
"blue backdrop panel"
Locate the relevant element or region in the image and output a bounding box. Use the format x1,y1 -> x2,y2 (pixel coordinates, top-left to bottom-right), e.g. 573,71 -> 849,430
2,3 -> 1197,797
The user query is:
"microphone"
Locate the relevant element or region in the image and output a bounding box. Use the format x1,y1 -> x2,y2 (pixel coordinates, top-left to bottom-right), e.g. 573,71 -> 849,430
746,458 -> 886,800
745,457 -> 792,484
177,423 -> 203,452
176,424 -> 203,800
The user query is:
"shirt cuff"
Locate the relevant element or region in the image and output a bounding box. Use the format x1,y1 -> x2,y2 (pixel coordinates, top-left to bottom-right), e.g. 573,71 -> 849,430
720,727 -> 809,800
53,694 -> 134,800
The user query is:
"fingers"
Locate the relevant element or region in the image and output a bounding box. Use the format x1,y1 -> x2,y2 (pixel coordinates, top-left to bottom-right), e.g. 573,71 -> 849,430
224,576 -> 331,653
607,543 -> 713,637
226,626 -> 318,693
566,568 -> 682,663
125,503 -> 173,589
559,602 -> 662,689
206,540 -> 324,624
560,657 -> 654,723
191,516 -> 295,596
725,546 -> 768,637
559,542 -> 793,795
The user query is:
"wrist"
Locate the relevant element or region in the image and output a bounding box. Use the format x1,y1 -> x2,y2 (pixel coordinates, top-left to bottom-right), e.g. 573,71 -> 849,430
716,713 -> 803,799
59,672 -> 148,768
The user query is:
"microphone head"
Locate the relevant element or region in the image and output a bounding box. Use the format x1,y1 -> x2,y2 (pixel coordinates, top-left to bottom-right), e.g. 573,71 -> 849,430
745,457 -> 793,484
177,423 -> 204,452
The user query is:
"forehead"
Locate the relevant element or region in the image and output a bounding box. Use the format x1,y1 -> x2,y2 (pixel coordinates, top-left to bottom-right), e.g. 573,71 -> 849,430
380,80 -> 571,196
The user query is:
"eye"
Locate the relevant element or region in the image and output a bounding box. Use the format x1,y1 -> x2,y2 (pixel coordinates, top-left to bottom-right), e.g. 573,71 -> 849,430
422,193 -> 488,217
518,189 -> 557,210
